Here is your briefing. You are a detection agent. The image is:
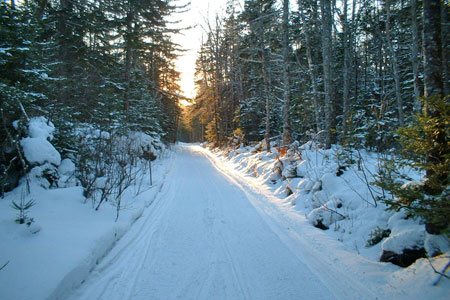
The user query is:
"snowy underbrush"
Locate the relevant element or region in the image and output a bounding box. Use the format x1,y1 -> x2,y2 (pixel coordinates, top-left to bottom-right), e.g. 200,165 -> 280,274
0,117 -> 171,300
204,139 -> 450,280
74,125 -> 164,219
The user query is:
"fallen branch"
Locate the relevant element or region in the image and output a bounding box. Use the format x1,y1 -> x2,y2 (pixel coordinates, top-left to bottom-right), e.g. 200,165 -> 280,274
427,256 -> 450,286
0,261 -> 9,271
357,150 -> 377,207
323,204 -> 346,219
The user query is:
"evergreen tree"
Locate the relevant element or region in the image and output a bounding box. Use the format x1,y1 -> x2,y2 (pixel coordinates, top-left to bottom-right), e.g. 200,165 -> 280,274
1,0 -> 183,195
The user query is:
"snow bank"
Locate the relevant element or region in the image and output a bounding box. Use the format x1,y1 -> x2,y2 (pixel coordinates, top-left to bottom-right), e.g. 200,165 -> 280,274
200,143 -> 449,300
202,140 -> 450,296
0,154 -> 171,300
1,119 -> 172,300
207,142 -> 436,260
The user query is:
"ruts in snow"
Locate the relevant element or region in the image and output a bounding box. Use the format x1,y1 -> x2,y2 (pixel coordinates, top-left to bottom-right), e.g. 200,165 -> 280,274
67,145 -> 375,300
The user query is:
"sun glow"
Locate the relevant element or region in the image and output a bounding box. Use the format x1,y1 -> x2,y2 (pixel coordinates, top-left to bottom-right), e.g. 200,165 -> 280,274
176,51 -> 198,99
179,99 -> 193,106
171,0 -> 230,100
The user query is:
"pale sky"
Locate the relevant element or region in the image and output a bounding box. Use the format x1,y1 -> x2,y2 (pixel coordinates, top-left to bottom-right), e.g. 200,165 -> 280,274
171,0 -> 232,99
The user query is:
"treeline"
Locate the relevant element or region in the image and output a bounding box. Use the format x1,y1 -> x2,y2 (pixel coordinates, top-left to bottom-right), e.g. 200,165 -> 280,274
182,0 -> 449,234
1,1 -> 183,194
183,0 -> 449,151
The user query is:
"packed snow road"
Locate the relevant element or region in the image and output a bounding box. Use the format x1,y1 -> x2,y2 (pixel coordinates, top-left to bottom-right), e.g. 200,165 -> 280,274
67,144 -> 382,300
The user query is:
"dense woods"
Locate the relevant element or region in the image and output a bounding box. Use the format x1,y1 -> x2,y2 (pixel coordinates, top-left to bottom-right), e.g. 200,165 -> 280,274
182,0 -> 449,234
1,0 -> 183,196
182,0 -> 448,149
1,1 -> 450,293
0,0 -> 448,232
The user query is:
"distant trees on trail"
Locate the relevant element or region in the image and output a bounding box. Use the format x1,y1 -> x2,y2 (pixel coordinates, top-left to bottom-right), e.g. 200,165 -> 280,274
180,0 -> 449,235
182,0 -> 448,153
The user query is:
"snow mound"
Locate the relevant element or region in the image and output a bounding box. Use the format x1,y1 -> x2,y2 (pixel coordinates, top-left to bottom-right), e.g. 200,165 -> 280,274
58,159 -> 76,175
381,228 -> 425,254
308,205 -> 345,229
28,116 -> 55,140
21,137 -> 61,166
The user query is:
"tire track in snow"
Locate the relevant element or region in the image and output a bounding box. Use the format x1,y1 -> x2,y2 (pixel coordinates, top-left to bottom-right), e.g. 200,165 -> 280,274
67,145 -> 350,300
66,153 -> 177,300
202,173 -> 251,300
196,145 -> 386,300
206,171 -> 251,299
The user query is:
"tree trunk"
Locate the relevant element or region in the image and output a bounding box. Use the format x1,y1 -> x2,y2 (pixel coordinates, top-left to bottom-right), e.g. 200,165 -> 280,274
34,0 -> 48,20
342,0 -> 350,137
262,51 -> 271,153
321,0 -> 333,148
385,0 -> 404,126
57,0 -> 73,105
282,0 -> 292,146
214,97 -> 220,144
411,0 -> 421,111
423,0 -> 443,97
441,2 -> 449,96
255,13 -> 271,153
124,10 -> 134,112
299,0 -> 321,134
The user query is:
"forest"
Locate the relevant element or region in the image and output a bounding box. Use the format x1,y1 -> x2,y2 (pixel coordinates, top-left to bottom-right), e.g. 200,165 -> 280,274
182,0 -> 448,149
181,0 -> 449,235
0,0 -> 448,238
1,0 -> 183,200
0,0 -> 449,298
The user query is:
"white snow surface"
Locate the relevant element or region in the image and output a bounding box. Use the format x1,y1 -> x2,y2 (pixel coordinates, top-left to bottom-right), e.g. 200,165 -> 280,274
20,137 -> 61,166
58,158 -> 76,175
1,144 -> 449,300
197,144 -> 449,299
0,151 -> 169,300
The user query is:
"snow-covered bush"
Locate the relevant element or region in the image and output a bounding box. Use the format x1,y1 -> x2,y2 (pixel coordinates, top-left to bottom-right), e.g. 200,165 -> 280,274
9,116 -> 165,221
308,204 -> 346,230
74,126 -> 163,219
13,117 -> 62,190
23,118 -> 58,158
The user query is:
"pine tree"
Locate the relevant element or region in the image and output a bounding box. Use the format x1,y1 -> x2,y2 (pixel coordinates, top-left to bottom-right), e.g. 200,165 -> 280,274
377,96 -> 449,236
0,2 -> 51,193
377,0 -> 449,236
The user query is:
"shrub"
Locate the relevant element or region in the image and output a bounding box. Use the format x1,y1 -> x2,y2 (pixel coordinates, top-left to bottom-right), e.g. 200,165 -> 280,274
366,226 -> 391,247
11,192 -> 35,225
376,96 -> 449,236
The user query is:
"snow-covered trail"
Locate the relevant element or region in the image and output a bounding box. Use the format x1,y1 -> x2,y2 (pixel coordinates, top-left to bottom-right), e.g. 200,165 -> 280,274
66,144 -> 384,300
